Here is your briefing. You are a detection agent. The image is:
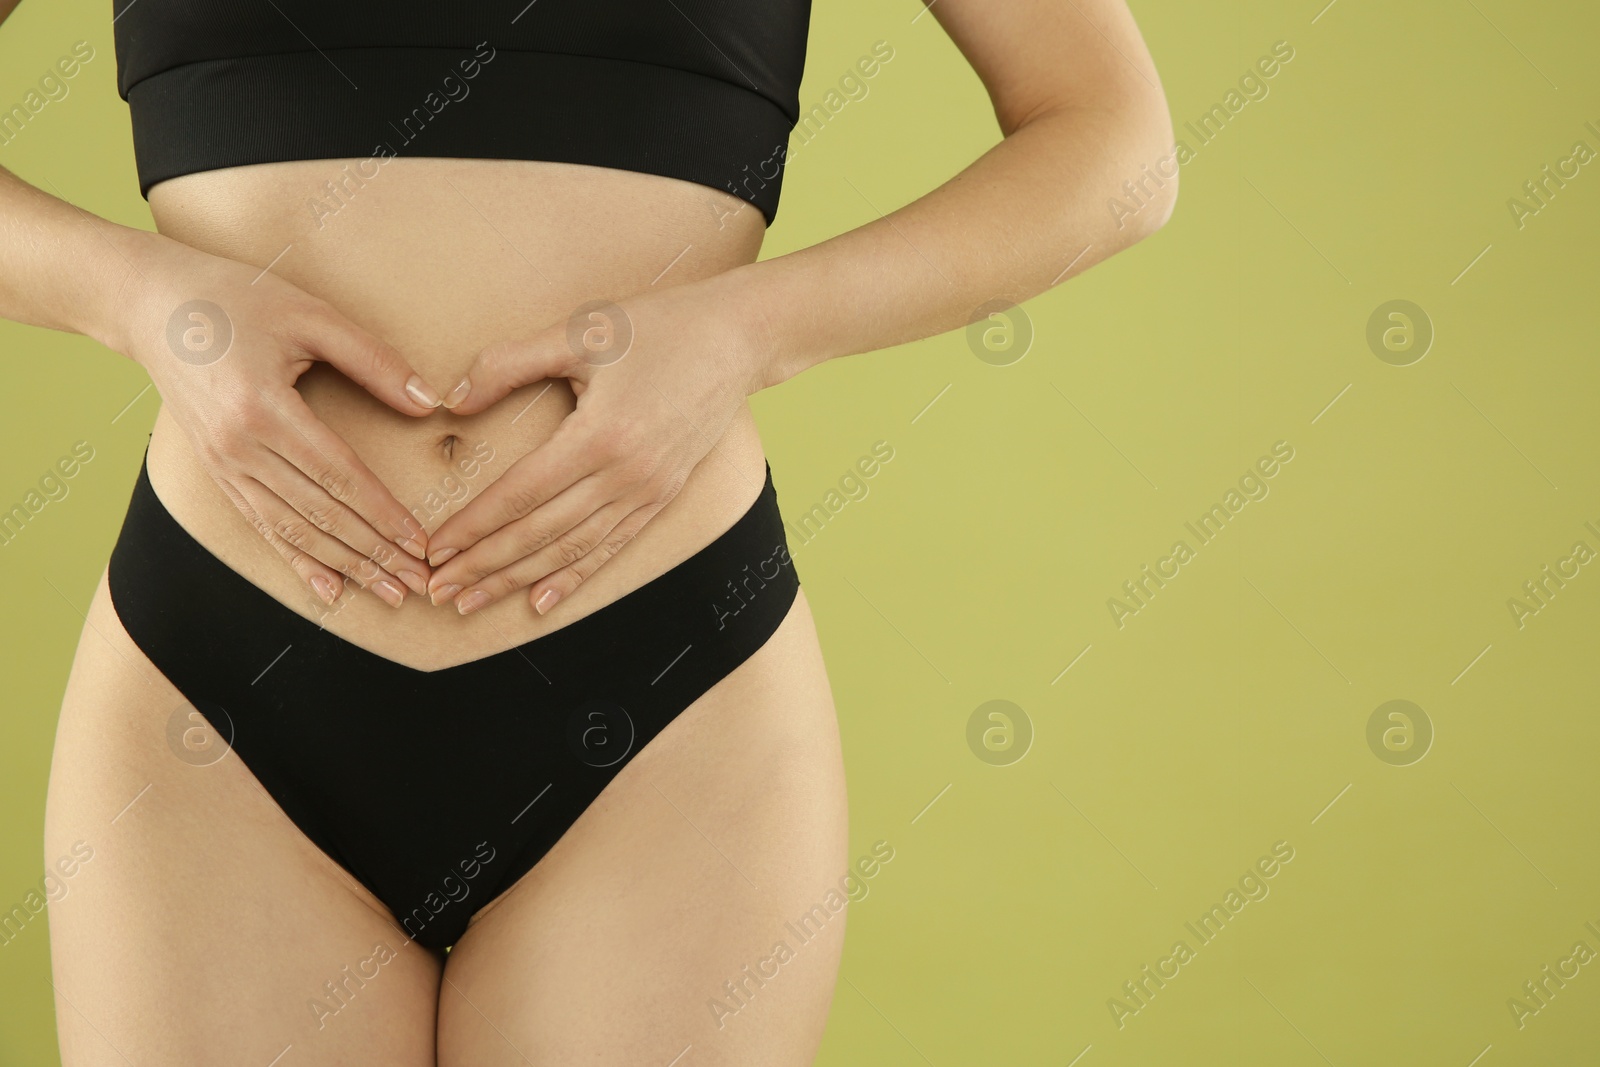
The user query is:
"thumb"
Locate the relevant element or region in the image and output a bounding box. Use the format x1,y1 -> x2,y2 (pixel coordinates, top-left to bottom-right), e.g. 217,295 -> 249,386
441,332 -> 588,416
301,312 -> 441,416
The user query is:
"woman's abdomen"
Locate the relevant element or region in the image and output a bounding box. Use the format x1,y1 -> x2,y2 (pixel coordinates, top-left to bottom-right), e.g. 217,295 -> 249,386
142,156 -> 771,670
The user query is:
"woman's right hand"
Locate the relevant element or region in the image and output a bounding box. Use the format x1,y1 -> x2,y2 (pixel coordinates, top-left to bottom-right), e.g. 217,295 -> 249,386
103,232 -> 442,608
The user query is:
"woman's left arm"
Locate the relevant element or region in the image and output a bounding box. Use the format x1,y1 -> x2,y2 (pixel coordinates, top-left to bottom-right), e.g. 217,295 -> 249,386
427,0 -> 1177,616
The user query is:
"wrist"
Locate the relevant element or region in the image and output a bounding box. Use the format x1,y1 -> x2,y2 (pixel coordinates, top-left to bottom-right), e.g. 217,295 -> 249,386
80,226 -> 185,358
711,259 -> 812,394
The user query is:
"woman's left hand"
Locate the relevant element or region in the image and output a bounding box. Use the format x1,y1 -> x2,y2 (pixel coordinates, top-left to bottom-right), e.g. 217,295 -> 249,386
424,277 -> 771,616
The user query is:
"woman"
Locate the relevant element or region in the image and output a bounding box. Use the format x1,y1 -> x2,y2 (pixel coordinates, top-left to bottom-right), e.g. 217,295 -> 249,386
4,0 -> 1174,1062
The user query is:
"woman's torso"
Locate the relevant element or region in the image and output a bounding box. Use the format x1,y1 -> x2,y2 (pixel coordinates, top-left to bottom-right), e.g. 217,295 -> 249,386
145,157 -> 771,670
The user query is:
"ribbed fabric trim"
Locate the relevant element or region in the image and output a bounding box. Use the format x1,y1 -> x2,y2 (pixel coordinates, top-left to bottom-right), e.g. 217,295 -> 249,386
125,46 -> 794,224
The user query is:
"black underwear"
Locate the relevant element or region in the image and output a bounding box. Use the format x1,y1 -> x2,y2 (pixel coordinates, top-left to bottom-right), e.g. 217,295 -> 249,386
107,455 -> 799,950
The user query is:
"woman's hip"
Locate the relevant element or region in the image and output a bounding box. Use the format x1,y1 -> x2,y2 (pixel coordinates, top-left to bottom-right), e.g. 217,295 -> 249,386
56,430 -> 827,946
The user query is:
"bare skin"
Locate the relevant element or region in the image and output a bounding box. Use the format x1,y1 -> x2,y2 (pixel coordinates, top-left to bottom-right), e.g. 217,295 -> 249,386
8,0 -> 1176,1062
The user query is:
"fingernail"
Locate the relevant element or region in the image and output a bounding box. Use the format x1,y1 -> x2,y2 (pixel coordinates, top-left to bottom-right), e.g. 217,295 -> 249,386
398,536 -> 428,561
431,583 -> 462,606
441,377 -> 471,409
456,590 -> 490,616
534,588 -> 561,615
310,575 -> 338,605
397,570 -> 429,597
373,580 -> 405,608
405,374 -> 442,408
429,546 -> 458,565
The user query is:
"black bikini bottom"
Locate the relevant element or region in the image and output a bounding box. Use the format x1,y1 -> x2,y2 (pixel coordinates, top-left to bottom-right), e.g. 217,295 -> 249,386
107,455 -> 799,951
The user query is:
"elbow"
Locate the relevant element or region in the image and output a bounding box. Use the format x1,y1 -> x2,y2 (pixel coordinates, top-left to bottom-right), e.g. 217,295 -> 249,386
1146,166 -> 1179,234
1145,128 -> 1180,233
1132,107 -> 1184,238
1120,110 -> 1180,242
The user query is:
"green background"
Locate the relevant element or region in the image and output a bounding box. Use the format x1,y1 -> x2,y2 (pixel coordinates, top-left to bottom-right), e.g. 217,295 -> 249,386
4,0 -> 1599,1063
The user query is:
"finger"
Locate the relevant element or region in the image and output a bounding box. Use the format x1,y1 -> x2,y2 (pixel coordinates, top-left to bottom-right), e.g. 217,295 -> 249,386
452,500 -> 635,616
265,456 -> 433,598
427,425 -> 600,565
237,476 -> 412,608
253,383 -> 430,560
212,476 -> 346,606
528,503 -> 663,616
293,306 -> 443,416
427,476 -> 610,603
441,332 -> 585,416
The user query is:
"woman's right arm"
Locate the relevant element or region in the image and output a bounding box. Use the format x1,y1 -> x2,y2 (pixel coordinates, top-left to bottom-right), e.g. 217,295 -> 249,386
0,164 -> 441,606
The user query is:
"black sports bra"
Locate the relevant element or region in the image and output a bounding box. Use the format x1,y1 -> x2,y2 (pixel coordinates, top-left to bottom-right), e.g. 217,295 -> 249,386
112,0 -> 811,225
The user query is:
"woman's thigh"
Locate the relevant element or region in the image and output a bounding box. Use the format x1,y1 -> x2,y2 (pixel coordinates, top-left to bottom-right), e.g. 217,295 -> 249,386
44,569 -> 443,1067
438,591 -> 849,1067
